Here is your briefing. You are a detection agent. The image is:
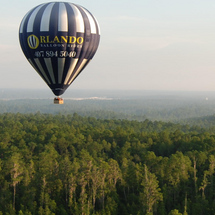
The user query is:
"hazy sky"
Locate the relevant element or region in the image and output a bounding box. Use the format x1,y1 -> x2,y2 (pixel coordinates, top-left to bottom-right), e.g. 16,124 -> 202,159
1,0 -> 215,93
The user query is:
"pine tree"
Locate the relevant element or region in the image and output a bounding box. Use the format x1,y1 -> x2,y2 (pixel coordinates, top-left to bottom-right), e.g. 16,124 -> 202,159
140,164 -> 163,214
7,152 -> 24,211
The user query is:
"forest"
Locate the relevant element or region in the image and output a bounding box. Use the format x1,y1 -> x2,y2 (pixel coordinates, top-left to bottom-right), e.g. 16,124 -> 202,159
1,112 -> 215,214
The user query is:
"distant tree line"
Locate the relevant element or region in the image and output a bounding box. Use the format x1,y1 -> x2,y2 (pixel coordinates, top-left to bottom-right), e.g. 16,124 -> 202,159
0,113 -> 215,214
0,98 -> 215,123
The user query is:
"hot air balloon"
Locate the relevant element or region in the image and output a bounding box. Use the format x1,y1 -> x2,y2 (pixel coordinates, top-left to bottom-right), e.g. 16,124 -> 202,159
19,2 -> 100,104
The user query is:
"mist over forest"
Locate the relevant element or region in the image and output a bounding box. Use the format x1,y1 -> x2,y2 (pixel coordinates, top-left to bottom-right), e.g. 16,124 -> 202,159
0,89 -> 214,124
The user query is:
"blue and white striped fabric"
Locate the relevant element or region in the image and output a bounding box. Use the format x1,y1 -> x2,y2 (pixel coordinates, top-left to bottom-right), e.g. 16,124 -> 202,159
19,2 -> 100,96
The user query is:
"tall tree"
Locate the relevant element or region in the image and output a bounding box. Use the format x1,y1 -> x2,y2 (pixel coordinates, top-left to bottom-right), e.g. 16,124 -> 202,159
7,152 -> 24,211
91,165 -> 102,212
107,159 -> 122,190
199,170 -> 209,199
208,155 -> 215,199
140,164 -> 163,214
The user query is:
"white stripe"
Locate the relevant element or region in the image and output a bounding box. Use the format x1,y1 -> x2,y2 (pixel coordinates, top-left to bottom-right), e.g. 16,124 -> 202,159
92,15 -> 101,35
20,9 -> 32,33
27,4 -> 45,32
80,7 -> 97,34
68,4 -> 85,33
31,58 -> 51,84
40,3 -> 55,32
64,58 -> 79,84
44,58 -> 56,84
58,3 -> 68,31
58,58 -> 65,84
68,59 -> 89,85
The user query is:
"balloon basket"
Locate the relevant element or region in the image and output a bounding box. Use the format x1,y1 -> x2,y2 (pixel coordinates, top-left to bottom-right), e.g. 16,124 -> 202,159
54,97 -> 64,104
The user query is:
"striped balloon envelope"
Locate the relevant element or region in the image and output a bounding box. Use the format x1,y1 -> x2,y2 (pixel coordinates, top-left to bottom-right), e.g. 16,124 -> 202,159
19,2 -> 100,100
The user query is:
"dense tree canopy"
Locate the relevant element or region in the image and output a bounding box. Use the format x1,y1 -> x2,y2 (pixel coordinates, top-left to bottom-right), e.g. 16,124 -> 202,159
0,113 -> 215,214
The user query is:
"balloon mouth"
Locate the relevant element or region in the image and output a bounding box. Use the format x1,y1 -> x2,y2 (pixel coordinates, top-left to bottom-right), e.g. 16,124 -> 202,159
52,88 -> 66,96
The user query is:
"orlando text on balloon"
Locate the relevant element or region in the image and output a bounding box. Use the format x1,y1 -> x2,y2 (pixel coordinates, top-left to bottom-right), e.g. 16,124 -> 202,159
27,34 -> 84,49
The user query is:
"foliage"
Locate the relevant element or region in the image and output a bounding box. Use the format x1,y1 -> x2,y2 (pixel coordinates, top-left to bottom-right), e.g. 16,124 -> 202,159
0,113 -> 215,214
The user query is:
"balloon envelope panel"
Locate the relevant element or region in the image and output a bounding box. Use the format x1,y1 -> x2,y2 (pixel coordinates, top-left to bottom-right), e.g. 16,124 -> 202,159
19,2 -> 100,96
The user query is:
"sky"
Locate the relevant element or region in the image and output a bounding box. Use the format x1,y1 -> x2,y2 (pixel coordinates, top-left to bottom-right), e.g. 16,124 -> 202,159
1,0 -> 215,93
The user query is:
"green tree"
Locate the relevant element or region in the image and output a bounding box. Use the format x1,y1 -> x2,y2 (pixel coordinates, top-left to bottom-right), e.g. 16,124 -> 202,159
91,165 -> 102,212
168,209 -> 182,215
140,164 -> 163,214
7,152 -> 24,211
199,170 -> 209,199
208,155 -> 215,199
107,159 -> 122,190
186,150 -> 207,196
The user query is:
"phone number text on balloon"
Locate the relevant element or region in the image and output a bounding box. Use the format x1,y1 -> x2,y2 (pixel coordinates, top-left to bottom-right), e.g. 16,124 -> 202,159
34,51 -> 76,58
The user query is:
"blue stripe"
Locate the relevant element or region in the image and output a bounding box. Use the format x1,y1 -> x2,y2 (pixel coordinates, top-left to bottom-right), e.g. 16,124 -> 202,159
33,4 -> 46,33
49,3 -> 59,35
